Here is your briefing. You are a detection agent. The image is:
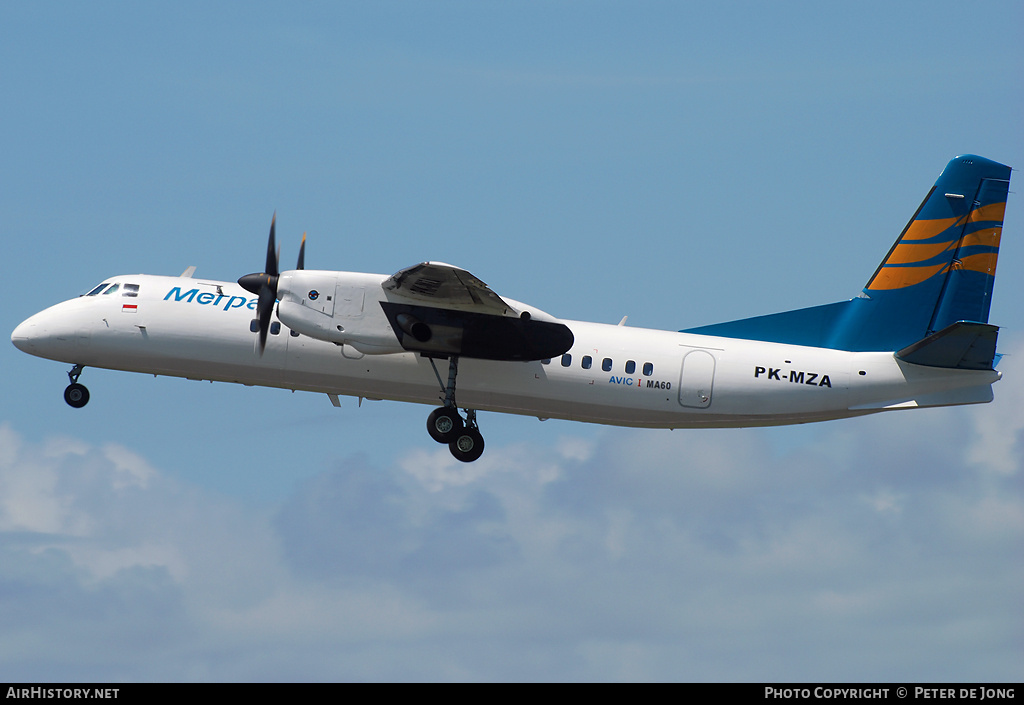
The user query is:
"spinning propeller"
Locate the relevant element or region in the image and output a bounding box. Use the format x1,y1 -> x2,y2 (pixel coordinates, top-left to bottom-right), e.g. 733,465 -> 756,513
238,215 -> 306,354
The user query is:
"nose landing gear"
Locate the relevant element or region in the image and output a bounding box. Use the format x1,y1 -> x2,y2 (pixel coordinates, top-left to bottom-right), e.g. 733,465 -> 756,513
64,364 -> 90,408
426,355 -> 485,463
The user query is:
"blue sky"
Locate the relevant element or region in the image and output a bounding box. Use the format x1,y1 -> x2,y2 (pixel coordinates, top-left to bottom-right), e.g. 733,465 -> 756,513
1,1 -> 1022,681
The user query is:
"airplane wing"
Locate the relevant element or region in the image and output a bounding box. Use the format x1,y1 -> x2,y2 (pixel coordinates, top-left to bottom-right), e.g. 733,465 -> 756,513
380,262 -> 573,361
382,262 -> 515,316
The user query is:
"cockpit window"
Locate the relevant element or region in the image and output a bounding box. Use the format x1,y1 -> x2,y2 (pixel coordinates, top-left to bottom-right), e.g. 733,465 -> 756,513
86,283 -> 111,296
102,284 -> 120,295
123,283 -> 140,297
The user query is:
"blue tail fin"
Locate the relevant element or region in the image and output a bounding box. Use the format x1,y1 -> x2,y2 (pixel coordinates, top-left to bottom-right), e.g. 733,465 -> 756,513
683,155 -> 1012,353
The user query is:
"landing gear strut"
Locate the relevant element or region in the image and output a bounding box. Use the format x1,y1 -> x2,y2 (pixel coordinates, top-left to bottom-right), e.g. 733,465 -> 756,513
426,355 -> 485,463
64,364 -> 89,409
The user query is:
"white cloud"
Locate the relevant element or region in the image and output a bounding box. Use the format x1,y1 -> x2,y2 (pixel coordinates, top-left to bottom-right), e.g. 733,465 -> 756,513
0,379 -> 1021,682
967,337 -> 1024,476
100,443 -> 158,489
862,488 -> 904,514
399,446 -> 496,492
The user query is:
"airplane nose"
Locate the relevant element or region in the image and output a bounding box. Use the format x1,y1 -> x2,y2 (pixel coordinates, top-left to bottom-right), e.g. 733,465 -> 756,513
11,317 -> 37,354
12,303 -> 90,362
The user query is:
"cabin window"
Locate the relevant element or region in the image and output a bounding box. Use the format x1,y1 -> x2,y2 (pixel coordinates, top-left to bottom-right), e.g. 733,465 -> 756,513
541,359 -> 551,365
561,354 -> 572,367
102,284 -> 120,295
122,283 -> 140,297
86,283 -> 110,296
290,329 -> 300,337
602,358 -> 612,372
625,360 -> 636,374
581,355 -> 592,370
643,362 -> 653,376
250,319 -> 260,333
270,322 -> 281,335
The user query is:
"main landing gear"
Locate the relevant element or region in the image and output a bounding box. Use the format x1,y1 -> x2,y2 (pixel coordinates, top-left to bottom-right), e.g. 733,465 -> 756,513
426,355 -> 485,463
64,364 -> 90,408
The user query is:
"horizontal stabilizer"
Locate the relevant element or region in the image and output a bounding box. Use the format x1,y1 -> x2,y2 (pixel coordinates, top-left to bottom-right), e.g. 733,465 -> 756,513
896,321 -> 998,370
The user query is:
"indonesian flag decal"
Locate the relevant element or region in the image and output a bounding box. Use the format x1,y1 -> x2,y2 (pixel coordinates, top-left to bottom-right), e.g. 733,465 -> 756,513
122,304 -> 138,313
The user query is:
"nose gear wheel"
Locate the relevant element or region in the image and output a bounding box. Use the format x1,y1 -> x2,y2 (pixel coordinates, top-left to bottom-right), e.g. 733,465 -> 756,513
64,364 -> 89,408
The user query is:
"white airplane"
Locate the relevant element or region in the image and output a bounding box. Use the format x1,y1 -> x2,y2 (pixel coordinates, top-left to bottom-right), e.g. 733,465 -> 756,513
11,155 -> 1012,463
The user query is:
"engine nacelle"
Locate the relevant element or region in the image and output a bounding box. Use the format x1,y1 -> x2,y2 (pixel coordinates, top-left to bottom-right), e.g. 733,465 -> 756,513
274,270 -> 406,355
274,270 -> 573,360
277,299 -> 405,354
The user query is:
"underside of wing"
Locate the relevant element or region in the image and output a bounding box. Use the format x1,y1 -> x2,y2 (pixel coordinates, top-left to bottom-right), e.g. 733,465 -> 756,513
380,262 -> 573,361
379,301 -> 574,361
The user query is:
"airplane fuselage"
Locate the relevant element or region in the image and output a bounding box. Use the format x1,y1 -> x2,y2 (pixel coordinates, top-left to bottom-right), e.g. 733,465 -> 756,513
12,272 -> 1000,431
10,155 -> 1011,462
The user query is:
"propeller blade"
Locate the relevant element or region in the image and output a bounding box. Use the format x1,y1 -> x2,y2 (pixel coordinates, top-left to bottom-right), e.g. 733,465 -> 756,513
297,232 -> 306,270
265,213 -> 278,277
256,283 -> 276,355
238,213 -> 283,356
239,214 -> 281,295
